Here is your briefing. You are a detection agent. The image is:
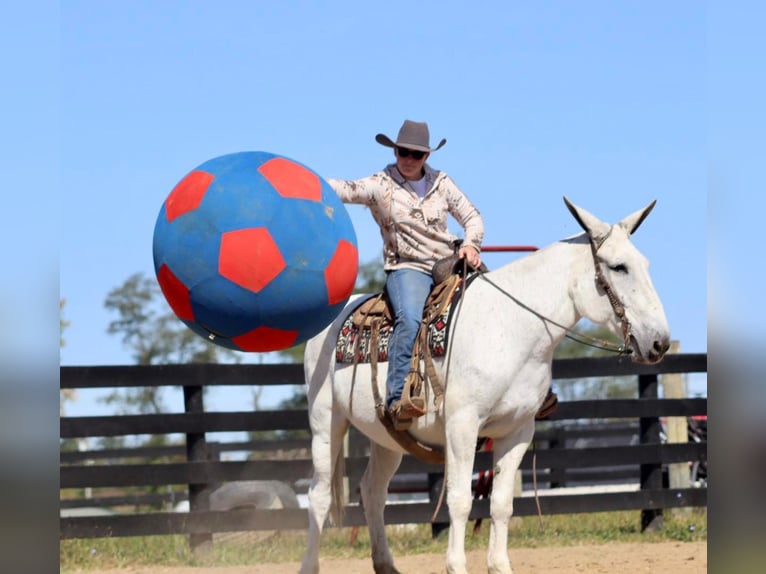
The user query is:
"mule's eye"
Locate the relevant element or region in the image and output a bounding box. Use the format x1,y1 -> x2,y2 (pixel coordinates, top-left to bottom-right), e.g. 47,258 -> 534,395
609,263 -> 628,273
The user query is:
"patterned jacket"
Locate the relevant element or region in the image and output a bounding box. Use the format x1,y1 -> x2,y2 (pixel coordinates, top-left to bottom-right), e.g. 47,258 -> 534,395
328,163 -> 484,274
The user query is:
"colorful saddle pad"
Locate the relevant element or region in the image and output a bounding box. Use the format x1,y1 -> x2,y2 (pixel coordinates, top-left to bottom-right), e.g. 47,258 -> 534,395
335,286 -> 461,365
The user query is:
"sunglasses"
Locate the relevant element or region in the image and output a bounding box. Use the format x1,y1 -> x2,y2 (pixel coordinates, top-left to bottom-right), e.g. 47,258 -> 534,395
396,147 -> 426,160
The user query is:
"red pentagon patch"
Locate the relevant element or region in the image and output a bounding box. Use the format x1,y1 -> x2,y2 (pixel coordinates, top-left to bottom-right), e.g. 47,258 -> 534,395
324,239 -> 359,305
219,228 -> 286,293
232,326 -> 299,352
258,157 -> 321,202
165,170 -> 215,222
157,264 -> 195,321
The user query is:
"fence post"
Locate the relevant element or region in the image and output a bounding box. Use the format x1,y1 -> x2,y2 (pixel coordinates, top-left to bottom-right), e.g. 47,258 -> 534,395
549,426 -> 565,488
184,384 -> 212,552
638,373 -> 663,531
662,341 -> 691,518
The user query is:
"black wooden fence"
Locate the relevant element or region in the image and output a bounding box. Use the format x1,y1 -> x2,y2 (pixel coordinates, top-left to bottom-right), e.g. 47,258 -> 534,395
60,353 -> 707,542
59,421 -> 667,510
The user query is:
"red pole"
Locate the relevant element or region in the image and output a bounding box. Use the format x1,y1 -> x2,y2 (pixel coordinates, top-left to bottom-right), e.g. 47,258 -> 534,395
481,245 -> 538,252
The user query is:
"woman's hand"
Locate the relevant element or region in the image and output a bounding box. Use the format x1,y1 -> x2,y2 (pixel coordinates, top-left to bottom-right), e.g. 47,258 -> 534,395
458,245 -> 482,269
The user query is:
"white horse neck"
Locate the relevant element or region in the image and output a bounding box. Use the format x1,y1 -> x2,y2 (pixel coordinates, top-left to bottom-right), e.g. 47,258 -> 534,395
463,235 -> 590,357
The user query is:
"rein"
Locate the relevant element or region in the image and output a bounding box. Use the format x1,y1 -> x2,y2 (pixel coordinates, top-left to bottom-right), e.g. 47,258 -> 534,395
476,233 -> 632,356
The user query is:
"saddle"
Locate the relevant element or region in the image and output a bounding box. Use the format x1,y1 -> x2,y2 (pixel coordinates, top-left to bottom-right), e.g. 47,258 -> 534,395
345,272 -> 463,465
351,294 -> 392,329
360,273 -> 463,430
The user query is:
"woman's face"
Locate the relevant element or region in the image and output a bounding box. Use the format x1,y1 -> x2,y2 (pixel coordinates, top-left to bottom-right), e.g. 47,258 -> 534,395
395,147 -> 429,180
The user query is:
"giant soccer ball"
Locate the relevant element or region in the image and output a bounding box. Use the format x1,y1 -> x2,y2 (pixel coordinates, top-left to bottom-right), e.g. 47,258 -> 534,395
152,151 -> 358,352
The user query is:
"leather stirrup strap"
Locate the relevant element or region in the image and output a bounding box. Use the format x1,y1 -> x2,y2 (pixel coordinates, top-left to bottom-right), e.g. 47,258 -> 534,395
417,274 -> 462,409
369,317 -> 384,413
378,409 -> 445,465
420,326 -> 444,409
352,294 -> 385,414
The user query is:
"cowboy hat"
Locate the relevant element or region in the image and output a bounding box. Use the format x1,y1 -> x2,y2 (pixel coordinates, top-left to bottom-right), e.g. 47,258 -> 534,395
375,119 -> 446,152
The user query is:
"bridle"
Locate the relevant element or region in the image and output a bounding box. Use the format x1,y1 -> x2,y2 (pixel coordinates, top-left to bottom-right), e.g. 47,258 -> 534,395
476,230 -> 632,356
587,227 -> 633,355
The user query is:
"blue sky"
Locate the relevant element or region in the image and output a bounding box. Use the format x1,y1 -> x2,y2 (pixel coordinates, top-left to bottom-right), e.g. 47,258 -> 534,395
51,1 -> 724,418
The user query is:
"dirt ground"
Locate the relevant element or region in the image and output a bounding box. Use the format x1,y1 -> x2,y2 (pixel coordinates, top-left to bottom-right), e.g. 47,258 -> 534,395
82,541 -> 706,573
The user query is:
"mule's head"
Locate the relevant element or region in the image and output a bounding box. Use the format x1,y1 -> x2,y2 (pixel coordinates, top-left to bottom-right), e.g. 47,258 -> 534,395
564,196 -> 671,364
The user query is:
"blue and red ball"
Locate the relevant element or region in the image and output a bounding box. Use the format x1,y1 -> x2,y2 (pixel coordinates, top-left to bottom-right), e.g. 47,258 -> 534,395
152,151 -> 358,352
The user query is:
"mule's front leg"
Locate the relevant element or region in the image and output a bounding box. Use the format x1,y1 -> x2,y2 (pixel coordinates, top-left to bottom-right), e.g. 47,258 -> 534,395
361,442 -> 403,574
486,424 -> 534,574
445,414 -> 480,574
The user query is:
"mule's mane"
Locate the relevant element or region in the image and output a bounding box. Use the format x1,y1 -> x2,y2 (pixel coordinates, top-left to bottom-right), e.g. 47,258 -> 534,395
559,232 -> 591,245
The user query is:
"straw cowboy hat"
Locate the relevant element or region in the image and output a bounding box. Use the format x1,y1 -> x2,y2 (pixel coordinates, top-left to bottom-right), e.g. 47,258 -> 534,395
375,120 -> 447,152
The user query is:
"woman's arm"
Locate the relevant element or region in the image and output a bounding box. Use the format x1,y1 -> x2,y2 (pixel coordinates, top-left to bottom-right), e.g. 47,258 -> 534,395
327,174 -> 384,205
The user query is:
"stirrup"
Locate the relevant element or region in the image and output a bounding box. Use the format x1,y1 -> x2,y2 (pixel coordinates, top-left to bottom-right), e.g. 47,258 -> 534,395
389,396 -> 425,431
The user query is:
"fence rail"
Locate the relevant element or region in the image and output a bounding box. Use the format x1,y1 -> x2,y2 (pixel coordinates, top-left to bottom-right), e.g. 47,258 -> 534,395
60,353 -> 707,542
60,354 -> 705,390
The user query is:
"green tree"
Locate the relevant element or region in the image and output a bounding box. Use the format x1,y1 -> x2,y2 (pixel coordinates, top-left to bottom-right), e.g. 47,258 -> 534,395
354,257 -> 386,294
59,298 -> 81,453
60,298 -> 70,348
101,272 -> 241,417
105,272 -> 240,366
60,299 -> 76,415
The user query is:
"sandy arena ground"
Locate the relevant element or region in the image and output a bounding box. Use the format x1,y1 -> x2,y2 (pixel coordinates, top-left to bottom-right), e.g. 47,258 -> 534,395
81,540 -> 706,573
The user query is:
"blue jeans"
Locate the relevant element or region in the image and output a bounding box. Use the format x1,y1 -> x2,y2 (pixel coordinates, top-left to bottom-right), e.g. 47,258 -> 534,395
384,269 -> 434,410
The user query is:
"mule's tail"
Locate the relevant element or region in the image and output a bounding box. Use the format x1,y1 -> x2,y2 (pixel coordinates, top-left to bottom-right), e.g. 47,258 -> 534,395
330,437 -> 346,527
330,438 -> 346,526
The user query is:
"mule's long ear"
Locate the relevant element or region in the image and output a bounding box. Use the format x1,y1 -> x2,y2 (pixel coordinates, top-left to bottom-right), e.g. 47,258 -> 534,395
563,196 -> 610,239
619,200 -> 657,235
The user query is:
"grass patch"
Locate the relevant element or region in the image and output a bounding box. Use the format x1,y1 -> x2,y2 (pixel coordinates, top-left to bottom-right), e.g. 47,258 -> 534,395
60,508 -> 706,571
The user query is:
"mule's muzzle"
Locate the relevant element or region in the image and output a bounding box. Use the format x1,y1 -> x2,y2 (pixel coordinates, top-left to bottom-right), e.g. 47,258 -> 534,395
630,334 -> 670,364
